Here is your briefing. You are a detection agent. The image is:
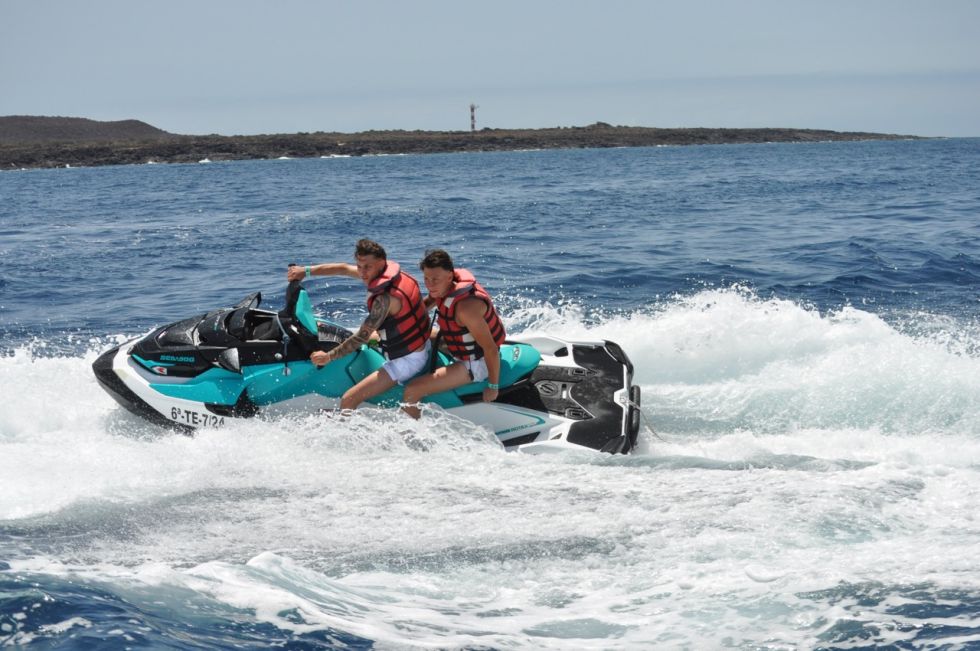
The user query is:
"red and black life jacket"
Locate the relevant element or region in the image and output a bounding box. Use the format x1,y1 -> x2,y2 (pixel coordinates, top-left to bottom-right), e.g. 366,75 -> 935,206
366,262 -> 431,359
435,268 -> 506,361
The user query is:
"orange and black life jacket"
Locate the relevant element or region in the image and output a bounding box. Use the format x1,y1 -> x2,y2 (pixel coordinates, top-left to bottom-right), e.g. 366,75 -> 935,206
435,268 -> 506,361
366,262 -> 431,359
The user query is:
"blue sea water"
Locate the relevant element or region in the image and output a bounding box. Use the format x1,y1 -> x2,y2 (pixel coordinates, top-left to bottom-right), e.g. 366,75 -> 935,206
1,139 -> 979,649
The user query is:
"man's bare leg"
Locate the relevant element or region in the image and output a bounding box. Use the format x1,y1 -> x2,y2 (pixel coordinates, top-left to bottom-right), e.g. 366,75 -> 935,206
401,363 -> 471,419
340,368 -> 397,411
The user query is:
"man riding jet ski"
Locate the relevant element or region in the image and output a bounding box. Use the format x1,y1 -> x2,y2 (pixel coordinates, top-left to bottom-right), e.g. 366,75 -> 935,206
92,281 -> 642,454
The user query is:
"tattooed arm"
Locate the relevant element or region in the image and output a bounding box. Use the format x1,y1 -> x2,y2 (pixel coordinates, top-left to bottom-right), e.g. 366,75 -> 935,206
310,293 -> 392,366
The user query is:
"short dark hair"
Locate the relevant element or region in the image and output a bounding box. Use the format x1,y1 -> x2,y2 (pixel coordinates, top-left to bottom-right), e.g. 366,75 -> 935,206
420,248 -> 454,272
355,239 -> 386,260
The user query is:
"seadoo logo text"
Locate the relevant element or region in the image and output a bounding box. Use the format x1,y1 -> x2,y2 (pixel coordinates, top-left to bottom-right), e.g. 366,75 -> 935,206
161,355 -> 195,363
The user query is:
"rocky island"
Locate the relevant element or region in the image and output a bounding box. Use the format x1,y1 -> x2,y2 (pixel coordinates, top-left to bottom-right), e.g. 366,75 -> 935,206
1,116 -> 919,170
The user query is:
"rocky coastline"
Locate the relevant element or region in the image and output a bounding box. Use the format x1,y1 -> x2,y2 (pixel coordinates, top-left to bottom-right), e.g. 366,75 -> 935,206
1,117 -> 919,170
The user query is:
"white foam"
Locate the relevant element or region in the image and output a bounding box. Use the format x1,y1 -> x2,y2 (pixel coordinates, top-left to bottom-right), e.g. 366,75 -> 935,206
38,617 -> 92,634
1,289 -> 979,648
505,288 -> 980,438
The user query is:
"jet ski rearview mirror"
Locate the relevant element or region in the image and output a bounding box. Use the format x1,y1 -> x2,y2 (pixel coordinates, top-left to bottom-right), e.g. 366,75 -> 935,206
233,292 -> 261,310
218,348 -> 241,373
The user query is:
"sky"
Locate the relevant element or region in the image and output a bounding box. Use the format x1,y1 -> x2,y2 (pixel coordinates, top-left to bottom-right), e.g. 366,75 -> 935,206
2,0 -> 979,137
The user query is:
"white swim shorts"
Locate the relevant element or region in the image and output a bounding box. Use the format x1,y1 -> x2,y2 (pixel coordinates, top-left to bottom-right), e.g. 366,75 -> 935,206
381,340 -> 433,385
457,357 -> 489,383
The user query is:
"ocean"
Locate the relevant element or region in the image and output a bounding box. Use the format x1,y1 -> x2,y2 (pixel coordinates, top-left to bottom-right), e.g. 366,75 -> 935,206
1,139 -> 978,649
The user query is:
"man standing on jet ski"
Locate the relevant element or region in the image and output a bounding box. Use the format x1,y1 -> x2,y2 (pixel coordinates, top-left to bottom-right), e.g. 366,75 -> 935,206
287,239 -> 432,410
402,249 -> 505,419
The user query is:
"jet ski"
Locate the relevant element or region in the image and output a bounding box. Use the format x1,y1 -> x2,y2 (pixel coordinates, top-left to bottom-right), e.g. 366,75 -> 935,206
92,280 -> 642,454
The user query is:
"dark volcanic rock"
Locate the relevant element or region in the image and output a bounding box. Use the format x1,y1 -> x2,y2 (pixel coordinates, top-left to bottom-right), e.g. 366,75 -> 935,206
0,116 -> 920,170
0,115 -> 175,145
